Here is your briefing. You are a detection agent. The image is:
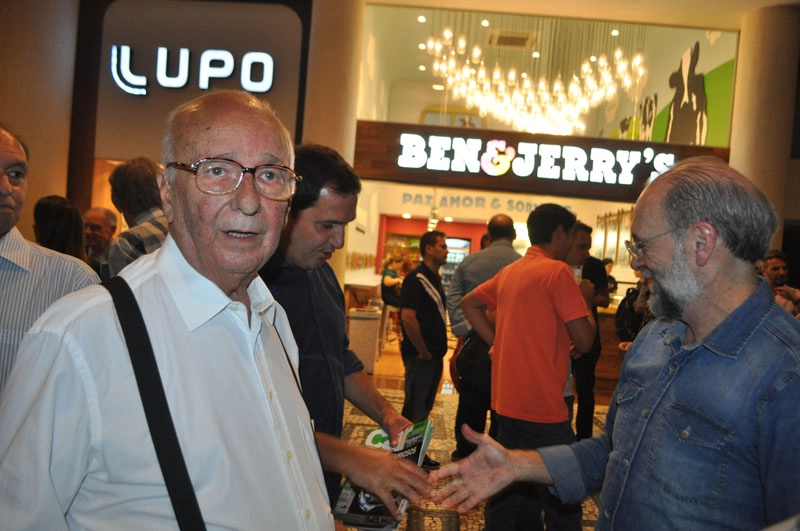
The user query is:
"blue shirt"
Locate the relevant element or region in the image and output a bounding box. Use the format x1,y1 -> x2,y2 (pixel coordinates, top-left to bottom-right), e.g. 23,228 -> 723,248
540,279 -> 800,530
259,252 -> 364,503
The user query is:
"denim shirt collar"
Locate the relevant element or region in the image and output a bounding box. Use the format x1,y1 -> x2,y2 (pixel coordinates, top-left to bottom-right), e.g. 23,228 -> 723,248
661,278 -> 774,360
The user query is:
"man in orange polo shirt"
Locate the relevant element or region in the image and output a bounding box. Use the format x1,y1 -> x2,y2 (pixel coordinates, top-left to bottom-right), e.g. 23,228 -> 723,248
460,203 -> 596,531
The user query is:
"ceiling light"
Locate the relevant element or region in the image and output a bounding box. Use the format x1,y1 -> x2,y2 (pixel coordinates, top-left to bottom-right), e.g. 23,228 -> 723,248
417,15 -> 426,23
532,51 -> 540,59
418,65 -> 427,71
481,19 -> 489,27
424,21 -> 647,136
611,29 -> 620,36
432,84 -> 445,91
444,217 -> 453,222
418,43 -> 427,50
402,213 -> 411,219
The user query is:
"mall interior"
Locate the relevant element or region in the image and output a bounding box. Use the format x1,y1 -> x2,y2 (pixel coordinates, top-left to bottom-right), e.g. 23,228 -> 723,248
2,1 -> 800,528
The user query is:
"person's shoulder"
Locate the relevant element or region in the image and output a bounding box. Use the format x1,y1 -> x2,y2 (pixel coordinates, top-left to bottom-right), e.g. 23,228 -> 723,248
28,283 -> 114,334
28,241 -> 98,278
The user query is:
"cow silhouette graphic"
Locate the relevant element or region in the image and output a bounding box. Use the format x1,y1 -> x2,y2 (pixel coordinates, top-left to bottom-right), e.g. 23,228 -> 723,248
666,41 -> 708,145
640,94 -> 657,141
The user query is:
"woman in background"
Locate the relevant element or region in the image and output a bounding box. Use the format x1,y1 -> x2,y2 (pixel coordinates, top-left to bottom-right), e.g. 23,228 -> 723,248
33,195 -> 86,261
381,249 -> 405,307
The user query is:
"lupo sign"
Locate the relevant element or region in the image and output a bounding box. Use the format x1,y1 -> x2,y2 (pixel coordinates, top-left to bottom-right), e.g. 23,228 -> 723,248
110,45 -> 275,96
355,121 -> 729,202
95,1 -> 303,162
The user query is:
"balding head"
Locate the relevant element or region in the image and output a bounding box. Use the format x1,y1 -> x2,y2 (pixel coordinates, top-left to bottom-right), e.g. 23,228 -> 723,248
487,214 -> 516,242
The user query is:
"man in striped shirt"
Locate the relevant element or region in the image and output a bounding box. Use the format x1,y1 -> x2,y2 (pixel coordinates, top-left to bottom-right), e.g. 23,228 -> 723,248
100,156 -> 169,280
0,125 -> 98,393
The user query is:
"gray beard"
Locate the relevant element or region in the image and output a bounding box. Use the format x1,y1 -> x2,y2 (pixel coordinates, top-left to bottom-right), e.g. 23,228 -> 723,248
642,247 -> 702,321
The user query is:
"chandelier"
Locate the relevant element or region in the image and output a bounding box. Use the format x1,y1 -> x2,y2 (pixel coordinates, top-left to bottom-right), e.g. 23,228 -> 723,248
426,26 -> 646,136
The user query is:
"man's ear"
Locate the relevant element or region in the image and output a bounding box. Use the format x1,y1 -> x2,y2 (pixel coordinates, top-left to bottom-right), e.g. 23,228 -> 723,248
157,172 -> 173,223
690,221 -> 717,267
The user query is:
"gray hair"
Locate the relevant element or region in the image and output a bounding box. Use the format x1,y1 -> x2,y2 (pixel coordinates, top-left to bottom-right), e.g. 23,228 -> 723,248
161,90 -> 294,183
85,206 -> 118,232
658,157 -> 778,264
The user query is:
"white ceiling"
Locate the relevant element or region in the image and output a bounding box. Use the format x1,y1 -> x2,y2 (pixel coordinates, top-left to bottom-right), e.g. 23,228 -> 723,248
368,0 -> 800,32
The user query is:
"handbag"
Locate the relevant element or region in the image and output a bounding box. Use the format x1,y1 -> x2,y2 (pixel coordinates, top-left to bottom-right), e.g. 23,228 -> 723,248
103,276 -> 206,530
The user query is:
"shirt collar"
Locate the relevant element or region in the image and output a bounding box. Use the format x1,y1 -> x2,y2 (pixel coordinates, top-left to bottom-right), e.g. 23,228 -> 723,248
0,227 -> 32,271
155,235 -> 278,331
662,277 -> 775,360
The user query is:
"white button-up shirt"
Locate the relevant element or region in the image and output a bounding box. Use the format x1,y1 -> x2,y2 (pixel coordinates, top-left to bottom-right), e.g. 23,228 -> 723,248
0,235 -> 333,530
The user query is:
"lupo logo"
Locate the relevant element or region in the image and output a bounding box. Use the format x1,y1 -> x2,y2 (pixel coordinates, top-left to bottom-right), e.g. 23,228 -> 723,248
111,44 -> 274,96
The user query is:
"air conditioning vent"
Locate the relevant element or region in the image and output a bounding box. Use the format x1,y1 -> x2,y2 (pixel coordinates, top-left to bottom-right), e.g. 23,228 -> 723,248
485,29 -> 541,51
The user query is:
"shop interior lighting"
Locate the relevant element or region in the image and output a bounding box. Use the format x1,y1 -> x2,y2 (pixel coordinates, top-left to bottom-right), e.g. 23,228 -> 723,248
423,19 -> 646,136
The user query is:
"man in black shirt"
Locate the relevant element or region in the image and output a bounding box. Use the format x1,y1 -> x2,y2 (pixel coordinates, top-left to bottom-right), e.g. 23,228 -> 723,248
400,230 -> 449,469
567,222 -> 610,440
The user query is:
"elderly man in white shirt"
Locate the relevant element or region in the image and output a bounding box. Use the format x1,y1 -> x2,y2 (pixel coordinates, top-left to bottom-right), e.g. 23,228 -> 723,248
0,91 -> 333,530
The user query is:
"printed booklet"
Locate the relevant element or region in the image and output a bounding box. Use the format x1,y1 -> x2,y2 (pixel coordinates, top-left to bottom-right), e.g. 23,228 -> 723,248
333,419 -> 434,530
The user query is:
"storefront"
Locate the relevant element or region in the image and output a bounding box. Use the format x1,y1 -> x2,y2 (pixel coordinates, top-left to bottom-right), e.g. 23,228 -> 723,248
340,4 -> 746,294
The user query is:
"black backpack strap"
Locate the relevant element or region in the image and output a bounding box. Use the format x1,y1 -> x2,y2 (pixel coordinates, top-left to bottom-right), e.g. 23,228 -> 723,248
102,276 -> 207,531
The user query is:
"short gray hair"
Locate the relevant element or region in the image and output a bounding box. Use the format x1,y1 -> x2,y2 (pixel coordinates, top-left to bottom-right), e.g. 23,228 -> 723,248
658,157 -> 778,264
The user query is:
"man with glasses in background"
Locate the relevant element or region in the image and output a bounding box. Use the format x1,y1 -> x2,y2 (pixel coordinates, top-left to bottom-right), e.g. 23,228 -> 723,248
431,157 -> 800,530
0,91 -> 334,529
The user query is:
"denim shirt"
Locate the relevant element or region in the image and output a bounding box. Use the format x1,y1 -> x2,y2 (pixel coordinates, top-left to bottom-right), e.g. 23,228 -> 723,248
540,279 -> 800,530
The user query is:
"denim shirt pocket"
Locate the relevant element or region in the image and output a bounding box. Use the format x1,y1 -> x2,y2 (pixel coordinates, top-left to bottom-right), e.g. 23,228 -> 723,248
645,402 -> 733,508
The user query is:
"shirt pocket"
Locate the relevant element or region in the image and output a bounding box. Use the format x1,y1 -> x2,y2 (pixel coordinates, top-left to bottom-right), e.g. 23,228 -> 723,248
645,402 -> 733,508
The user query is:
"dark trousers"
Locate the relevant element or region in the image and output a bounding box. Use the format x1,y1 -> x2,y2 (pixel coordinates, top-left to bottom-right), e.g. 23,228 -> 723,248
572,345 -> 601,441
400,353 -> 443,423
484,412 -> 582,531
454,397 -> 496,454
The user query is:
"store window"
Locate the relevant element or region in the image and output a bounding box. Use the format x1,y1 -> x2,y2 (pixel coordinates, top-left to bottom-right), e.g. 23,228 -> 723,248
359,5 -> 738,148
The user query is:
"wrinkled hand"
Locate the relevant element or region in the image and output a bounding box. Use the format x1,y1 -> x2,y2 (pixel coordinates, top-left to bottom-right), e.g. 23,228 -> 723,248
346,446 -> 431,520
428,425 -> 516,514
381,411 -> 414,449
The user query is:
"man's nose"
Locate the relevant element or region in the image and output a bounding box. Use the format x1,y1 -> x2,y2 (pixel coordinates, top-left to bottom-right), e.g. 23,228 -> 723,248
331,226 -> 345,249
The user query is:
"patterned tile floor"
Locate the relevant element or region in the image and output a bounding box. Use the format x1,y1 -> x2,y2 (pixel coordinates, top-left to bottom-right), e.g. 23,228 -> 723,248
342,387 -> 607,530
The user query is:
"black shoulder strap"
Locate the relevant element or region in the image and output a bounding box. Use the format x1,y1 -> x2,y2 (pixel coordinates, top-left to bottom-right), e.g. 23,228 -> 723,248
102,276 -> 207,531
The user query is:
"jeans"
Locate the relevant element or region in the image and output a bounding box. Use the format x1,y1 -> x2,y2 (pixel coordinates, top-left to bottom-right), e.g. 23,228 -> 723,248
400,354 -> 443,423
484,411 -> 581,531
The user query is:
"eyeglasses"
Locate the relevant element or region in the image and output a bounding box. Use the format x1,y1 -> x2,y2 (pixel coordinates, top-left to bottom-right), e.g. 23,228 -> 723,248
166,158 -> 301,201
625,226 -> 685,259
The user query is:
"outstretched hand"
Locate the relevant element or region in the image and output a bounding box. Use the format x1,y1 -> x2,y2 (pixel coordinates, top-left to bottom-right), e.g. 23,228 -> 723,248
344,445 -> 431,521
427,425 -> 516,514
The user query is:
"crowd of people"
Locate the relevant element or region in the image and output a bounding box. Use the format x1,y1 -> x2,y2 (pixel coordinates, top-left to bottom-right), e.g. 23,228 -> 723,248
1,91 -> 799,530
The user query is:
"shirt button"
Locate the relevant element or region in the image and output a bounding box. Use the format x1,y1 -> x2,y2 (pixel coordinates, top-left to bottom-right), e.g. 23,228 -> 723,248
305,508 -> 311,518
604,508 -> 612,519
680,429 -> 690,440
641,409 -> 650,419
287,450 -> 293,459
621,459 -> 630,469
268,390 -> 273,399
669,363 -> 678,372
